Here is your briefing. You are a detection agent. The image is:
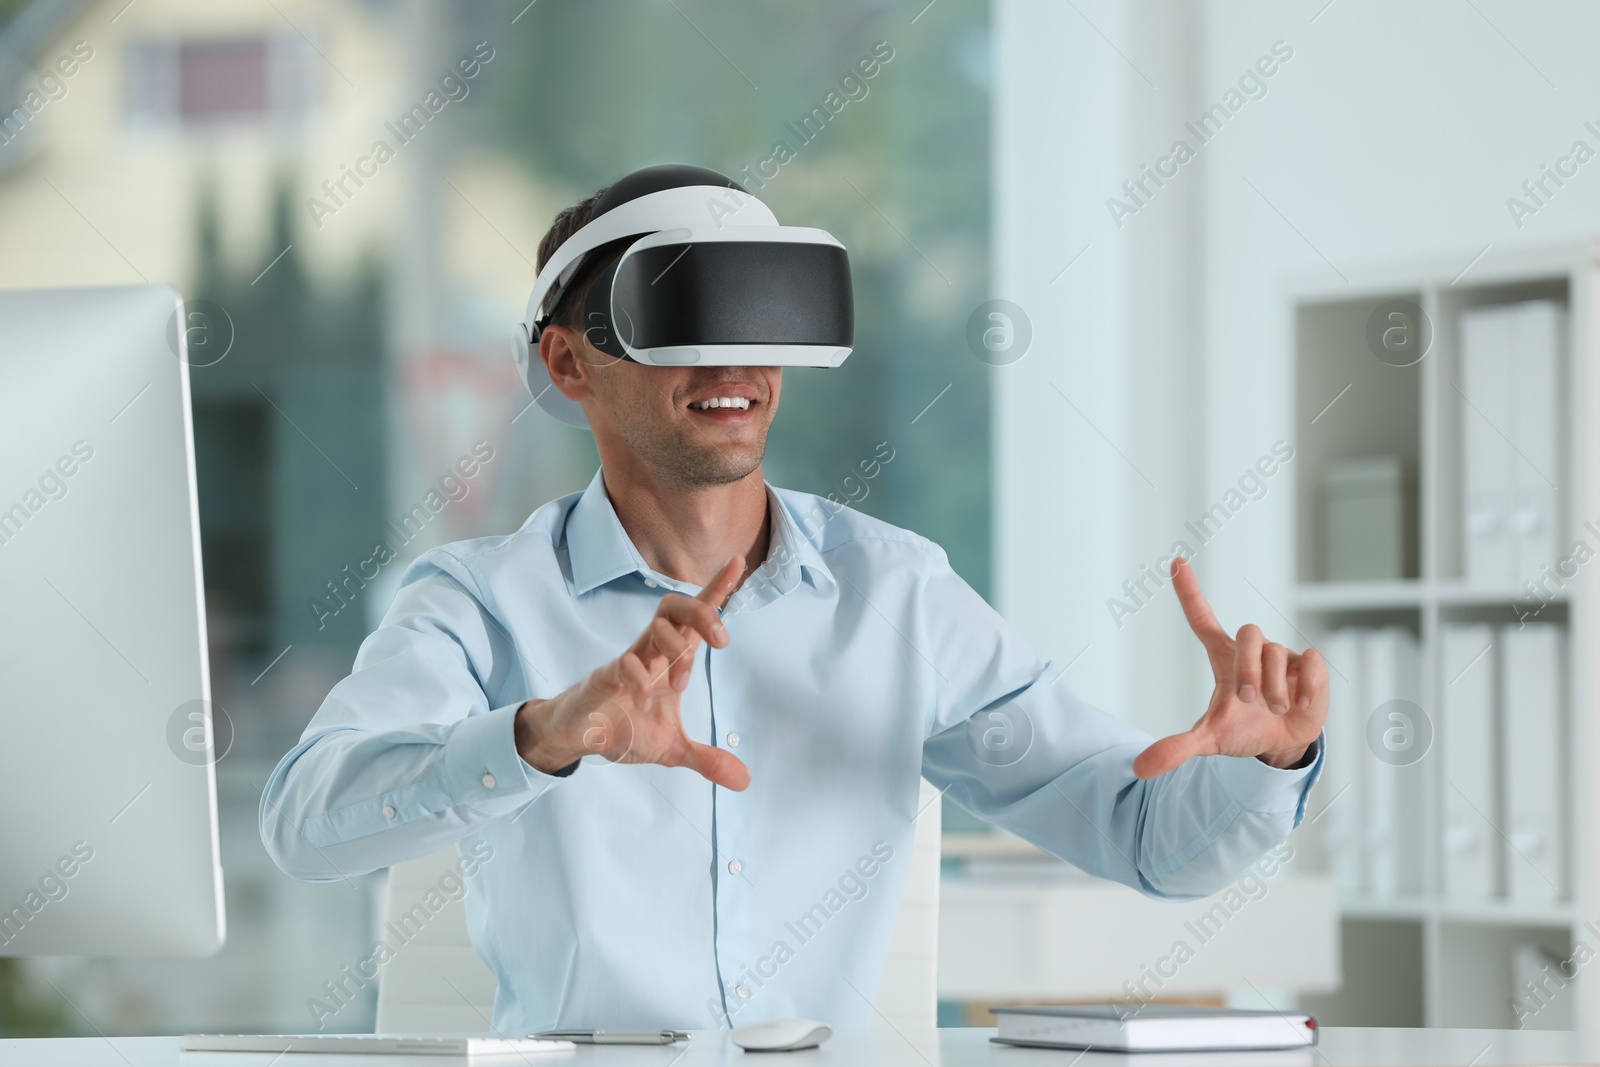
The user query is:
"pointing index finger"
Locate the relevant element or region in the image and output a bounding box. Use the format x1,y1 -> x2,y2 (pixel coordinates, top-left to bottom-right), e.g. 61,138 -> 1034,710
697,556 -> 745,610
647,558 -> 744,656
1171,557 -> 1229,654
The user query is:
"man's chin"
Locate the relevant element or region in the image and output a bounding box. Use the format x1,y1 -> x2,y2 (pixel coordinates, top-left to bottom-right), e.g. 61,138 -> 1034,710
692,457 -> 764,487
670,445 -> 765,488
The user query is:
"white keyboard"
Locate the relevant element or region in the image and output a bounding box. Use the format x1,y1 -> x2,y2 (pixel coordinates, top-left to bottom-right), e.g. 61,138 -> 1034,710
180,1033 -> 576,1056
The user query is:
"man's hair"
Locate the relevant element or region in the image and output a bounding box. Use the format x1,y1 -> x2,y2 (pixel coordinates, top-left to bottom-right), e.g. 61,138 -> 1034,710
535,185 -> 630,333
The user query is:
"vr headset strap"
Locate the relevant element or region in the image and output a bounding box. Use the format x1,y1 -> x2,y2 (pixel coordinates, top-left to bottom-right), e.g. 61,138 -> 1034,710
524,185 -> 777,338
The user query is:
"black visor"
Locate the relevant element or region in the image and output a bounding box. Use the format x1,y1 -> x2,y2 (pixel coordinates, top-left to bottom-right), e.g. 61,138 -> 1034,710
587,241 -> 853,358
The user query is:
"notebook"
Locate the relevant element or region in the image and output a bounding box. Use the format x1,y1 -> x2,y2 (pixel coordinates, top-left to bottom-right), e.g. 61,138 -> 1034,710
990,1004 -> 1318,1052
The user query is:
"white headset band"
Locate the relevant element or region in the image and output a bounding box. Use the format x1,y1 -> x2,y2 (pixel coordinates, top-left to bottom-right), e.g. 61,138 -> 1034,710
523,185 -> 778,333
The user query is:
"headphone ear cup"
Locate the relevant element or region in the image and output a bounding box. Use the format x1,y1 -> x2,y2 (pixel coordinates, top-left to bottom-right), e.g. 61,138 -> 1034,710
580,259 -> 630,360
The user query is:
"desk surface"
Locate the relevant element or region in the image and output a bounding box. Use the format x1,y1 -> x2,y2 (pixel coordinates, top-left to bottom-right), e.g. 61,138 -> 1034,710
0,1028 -> 1594,1067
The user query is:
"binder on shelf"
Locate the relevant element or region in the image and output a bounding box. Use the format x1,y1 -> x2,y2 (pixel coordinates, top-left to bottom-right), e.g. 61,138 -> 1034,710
1509,301 -> 1563,585
1362,627 -> 1424,898
1460,304 -> 1517,586
1319,627 -> 1364,897
1440,623 -> 1498,899
1499,622 -> 1566,902
1459,300 -> 1564,588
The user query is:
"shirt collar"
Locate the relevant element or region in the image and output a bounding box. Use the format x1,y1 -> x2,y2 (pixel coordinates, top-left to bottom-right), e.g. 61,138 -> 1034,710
563,468 -> 641,596
562,468 -> 835,601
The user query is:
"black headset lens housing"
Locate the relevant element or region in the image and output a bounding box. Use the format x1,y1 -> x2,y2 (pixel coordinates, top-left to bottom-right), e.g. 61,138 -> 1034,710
581,241 -> 854,362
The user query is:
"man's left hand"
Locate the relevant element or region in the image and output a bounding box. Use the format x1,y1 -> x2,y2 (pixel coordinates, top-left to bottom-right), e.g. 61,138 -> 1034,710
1132,557 -> 1328,779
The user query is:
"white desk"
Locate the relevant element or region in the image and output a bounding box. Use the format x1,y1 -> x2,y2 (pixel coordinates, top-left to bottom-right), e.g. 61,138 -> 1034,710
1,1028 -> 1598,1067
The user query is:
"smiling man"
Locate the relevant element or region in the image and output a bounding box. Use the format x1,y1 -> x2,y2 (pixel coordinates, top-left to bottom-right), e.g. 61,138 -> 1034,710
260,164 -> 1327,1035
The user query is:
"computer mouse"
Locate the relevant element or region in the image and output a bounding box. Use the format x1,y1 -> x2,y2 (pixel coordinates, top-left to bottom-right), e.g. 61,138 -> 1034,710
729,1017 -> 832,1052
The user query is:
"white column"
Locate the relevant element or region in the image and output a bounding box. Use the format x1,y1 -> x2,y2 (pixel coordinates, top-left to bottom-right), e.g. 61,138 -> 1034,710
992,0 -> 1202,736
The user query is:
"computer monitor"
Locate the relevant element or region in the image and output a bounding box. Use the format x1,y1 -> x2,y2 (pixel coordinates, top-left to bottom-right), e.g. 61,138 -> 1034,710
0,284 -> 224,956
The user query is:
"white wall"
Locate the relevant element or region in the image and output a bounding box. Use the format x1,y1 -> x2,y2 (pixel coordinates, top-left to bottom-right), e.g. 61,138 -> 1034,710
994,0 -> 1207,738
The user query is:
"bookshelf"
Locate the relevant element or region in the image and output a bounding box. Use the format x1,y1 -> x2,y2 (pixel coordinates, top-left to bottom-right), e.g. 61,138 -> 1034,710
1289,242 -> 1600,1030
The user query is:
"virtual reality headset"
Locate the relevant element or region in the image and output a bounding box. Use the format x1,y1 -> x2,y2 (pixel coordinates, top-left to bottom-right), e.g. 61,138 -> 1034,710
514,164 -> 854,428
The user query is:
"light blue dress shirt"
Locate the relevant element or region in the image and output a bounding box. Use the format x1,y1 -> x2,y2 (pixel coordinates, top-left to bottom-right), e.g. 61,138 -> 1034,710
261,467 -> 1323,1034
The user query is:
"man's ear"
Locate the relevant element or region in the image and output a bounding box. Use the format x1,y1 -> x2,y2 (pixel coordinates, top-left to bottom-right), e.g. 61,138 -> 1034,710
539,324 -> 596,403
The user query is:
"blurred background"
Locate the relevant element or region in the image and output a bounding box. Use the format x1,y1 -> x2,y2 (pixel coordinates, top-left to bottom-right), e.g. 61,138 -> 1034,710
2,0 -> 1599,1039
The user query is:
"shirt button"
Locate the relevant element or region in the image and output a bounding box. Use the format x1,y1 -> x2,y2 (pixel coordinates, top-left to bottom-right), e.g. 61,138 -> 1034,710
382,805 -> 397,819
643,577 -> 658,588
734,984 -> 750,999
726,731 -> 740,747
481,772 -> 497,789
728,859 -> 742,876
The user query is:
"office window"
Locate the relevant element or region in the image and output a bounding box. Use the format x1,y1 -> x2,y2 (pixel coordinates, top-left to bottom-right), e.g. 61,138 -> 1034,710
0,0 -> 991,1036
179,39 -> 269,121
125,34 -> 316,129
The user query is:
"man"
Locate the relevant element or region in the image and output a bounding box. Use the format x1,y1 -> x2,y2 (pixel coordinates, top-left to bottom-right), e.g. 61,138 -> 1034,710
261,164 -> 1326,1035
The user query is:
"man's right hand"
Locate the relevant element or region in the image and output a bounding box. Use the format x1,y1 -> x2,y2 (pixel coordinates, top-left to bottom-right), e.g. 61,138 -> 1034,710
513,557 -> 751,791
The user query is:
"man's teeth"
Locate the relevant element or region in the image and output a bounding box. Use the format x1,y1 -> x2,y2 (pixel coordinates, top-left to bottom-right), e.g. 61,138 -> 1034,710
690,397 -> 751,410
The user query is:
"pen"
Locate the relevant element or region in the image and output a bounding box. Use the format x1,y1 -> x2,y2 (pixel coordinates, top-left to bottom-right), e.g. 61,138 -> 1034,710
535,1030 -> 690,1045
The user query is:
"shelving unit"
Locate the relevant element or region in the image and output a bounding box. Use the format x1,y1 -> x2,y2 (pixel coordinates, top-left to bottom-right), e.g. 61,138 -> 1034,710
1289,243 -> 1600,1030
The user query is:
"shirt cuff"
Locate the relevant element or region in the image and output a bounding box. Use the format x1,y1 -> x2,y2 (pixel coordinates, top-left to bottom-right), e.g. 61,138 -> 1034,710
444,702 -> 570,815
1212,733 -> 1325,818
